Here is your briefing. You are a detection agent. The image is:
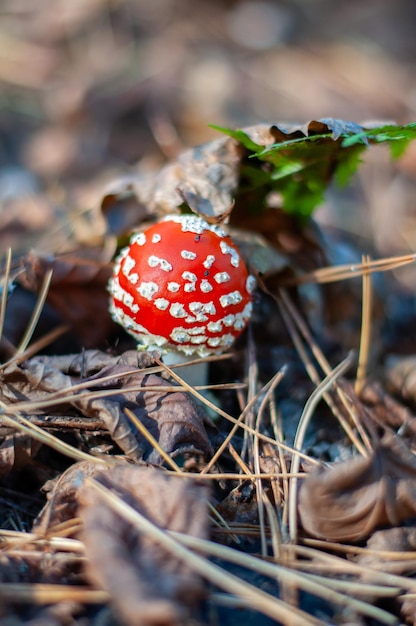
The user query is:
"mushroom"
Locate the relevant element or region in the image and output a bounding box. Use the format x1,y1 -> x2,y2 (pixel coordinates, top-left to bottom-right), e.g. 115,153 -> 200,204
109,214 -> 255,384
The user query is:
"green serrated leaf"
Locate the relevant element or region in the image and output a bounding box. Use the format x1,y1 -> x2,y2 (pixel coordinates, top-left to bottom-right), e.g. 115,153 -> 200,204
208,124 -> 261,153
211,119 -> 416,220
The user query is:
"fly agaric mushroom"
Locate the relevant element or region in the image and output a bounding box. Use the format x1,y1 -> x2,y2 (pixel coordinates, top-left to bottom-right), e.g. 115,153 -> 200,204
109,215 -> 255,373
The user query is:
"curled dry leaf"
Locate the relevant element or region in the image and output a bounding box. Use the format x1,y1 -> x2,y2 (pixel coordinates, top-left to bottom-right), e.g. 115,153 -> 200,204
359,527 -> 416,575
384,354 -> 416,407
33,461 -> 109,533
17,250 -> 114,350
79,465 -> 210,626
101,134 -> 241,234
298,430 -> 416,542
357,527 -> 416,624
78,364 -> 213,465
7,350 -> 212,464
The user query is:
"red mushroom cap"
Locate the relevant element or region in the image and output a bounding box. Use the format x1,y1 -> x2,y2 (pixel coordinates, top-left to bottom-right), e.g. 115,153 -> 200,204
109,214 -> 255,356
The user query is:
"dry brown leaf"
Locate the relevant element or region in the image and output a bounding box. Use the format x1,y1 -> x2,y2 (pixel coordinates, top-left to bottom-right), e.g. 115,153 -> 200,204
358,527 -> 416,575
298,430 -> 416,542
358,380 -> 416,435
216,481 -> 259,526
79,364 -> 213,465
33,461 -> 109,533
79,465 -> 210,626
101,134 -> 241,234
357,527 -> 416,624
17,250 -> 115,350
6,351 -> 212,464
384,355 -> 416,408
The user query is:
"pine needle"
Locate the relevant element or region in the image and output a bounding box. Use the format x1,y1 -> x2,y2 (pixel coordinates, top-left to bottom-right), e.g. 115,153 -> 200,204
15,269 -> 53,355
0,248 -> 12,342
283,252 -> 416,285
288,352 -> 355,543
355,254 -> 372,396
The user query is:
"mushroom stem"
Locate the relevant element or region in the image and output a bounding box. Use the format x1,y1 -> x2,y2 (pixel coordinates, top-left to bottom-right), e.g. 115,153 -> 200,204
162,350 -> 208,389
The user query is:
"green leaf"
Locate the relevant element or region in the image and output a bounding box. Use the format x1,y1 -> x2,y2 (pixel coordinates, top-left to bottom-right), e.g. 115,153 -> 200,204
212,119 -> 416,220
209,124 -> 262,153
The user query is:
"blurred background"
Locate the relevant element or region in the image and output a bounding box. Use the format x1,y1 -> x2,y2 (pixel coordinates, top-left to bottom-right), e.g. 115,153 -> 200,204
1,0 -> 416,278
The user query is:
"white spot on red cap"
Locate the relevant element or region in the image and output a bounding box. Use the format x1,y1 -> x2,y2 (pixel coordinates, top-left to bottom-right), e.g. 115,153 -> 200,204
219,333 -> 235,347
233,313 -> 245,330
123,255 -> 136,276
214,271 -> 231,284
182,271 -> 197,292
189,301 -> 216,316
165,214 -> 227,237
167,282 -> 180,292
203,255 -> 215,269
208,320 -> 222,333
155,298 -> 169,311
242,302 -> 253,319
246,275 -> 256,293
138,281 -> 158,300
190,335 -> 207,345
220,241 -> 240,267
181,250 -> 197,260
219,290 -> 243,308
128,273 -> 139,285
148,255 -> 172,272
207,337 -> 221,348
222,314 -> 236,327
200,279 -> 213,293
131,232 -> 146,246
187,326 -> 207,336
170,328 -> 191,343
170,303 -> 187,318
152,233 -> 161,243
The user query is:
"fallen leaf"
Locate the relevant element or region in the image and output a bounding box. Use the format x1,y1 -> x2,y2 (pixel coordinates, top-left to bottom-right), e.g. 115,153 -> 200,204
384,354 -> 416,407
5,350 -> 212,464
17,250 -> 115,350
33,461 -> 110,533
298,430 -> 416,542
79,465 -> 210,626
100,134 -> 241,234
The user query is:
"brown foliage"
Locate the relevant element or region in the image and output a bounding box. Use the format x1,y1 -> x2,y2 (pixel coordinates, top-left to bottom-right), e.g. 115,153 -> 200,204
298,430 -> 416,542
78,466 -> 210,626
17,251 -> 114,350
2,350 -> 212,465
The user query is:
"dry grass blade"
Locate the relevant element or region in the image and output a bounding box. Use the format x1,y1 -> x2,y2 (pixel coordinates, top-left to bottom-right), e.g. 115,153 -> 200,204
283,252 -> 416,285
0,529 -> 84,552
252,369 -> 285,557
0,248 -> 12,342
277,287 -> 372,455
355,254 -> 373,396
86,477 -> 327,626
1,382 -> 244,416
293,544 -> 416,593
15,268 -> 53,355
175,535 -> 399,626
304,537 -> 416,560
288,352 -> 355,543
1,324 -> 69,369
0,403 -> 109,466
203,367 -> 285,475
124,407 -> 181,472
0,583 -> 108,604
154,357 -> 321,466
